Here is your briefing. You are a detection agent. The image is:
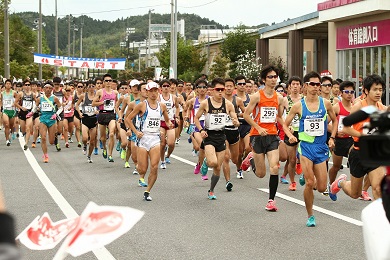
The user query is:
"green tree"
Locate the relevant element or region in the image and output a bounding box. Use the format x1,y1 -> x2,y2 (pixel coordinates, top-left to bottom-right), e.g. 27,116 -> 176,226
209,54 -> 230,79
235,50 -> 261,80
156,33 -> 207,79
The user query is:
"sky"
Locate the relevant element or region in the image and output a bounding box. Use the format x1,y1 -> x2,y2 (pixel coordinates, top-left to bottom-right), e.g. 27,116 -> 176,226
9,0 -> 325,28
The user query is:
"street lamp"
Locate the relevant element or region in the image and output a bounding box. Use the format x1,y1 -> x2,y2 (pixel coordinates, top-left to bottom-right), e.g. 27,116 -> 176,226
147,9 -> 154,68
125,27 -> 135,69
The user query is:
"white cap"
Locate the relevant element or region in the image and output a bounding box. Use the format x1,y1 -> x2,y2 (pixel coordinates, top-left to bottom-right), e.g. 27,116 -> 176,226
130,79 -> 140,87
146,81 -> 159,90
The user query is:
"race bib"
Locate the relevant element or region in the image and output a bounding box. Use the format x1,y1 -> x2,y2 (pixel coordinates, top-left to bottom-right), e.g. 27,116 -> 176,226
3,99 -> 12,109
144,117 -> 160,132
22,100 -> 33,110
84,105 -> 96,115
208,114 -> 225,130
304,118 -> 324,136
103,100 -> 115,110
225,114 -> 233,126
292,114 -> 300,128
260,107 -> 277,123
41,102 -> 53,112
338,115 -> 346,132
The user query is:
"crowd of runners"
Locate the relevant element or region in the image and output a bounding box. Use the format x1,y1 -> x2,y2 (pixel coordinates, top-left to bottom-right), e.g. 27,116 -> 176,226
0,65 -> 387,227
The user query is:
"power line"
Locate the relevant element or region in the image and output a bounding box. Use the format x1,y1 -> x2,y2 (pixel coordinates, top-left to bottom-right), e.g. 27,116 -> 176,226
179,0 -> 219,8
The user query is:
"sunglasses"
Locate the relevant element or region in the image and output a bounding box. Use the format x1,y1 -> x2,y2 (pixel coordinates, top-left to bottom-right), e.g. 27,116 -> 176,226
321,83 -> 332,87
306,81 -> 321,87
343,90 -> 355,94
162,84 -> 170,88
77,85 -> 84,88
276,89 -> 284,93
214,88 -> 225,92
24,84 -> 31,86
104,79 -> 113,82
237,82 -> 246,86
66,89 -> 71,92
197,85 -> 207,89
266,75 -> 278,79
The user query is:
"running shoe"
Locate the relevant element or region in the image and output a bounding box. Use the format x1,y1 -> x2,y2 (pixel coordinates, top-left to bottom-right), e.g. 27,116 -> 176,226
143,191 -> 152,201
330,174 -> 347,195
299,173 -> 305,186
16,133 -> 19,138
201,175 -> 209,181
121,149 -> 126,160
328,183 -> 337,201
65,142 -> 69,148
99,140 -> 103,149
175,138 -> 180,145
289,182 -> 297,191
165,157 -> 171,164
83,145 -> 87,155
322,187 -> 329,196
37,136 -> 41,144
280,176 -> 289,184
138,178 -> 148,187
226,181 -> 233,192
133,168 -> 139,175
55,143 -> 61,151
236,169 -> 244,179
77,142 -> 82,148
61,134 -> 65,140
69,138 -> 74,143
87,156 -> 93,163
11,133 -> 16,140
265,199 -> 278,211
359,191 -> 372,201
200,158 -> 208,176
306,215 -> 316,227
194,163 -> 200,174
94,147 -> 98,155
102,149 -> 107,159
160,162 -> 166,169
6,140 -> 10,146
124,161 -> 130,168
31,142 -> 36,148
241,152 -> 253,171
192,149 -> 198,157
108,156 -> 114,162
208,190 -> 217,200
43,154 -> 49,163
296,163 -> 302,175
116,141 -> 121,151
23,144 -> 28,151
188,137 -> 192,143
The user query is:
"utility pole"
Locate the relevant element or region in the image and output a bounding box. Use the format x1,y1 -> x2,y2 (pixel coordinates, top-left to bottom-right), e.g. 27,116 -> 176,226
55,0 -> 58,75
173,0 -> 177,78
4,0 -> 10,78
170,0 -> 174,78
38,0 -> 43,80
147,9 -> 154,68
79,18 -> 84,78
68,15 -> 71,78
138,43 -> 141,73
201,24 -> 216,76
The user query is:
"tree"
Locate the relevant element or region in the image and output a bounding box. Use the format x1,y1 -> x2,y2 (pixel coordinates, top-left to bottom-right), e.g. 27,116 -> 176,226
156,33 -> 207,79
220,26 -> 257,77
209,54 -> 230,79
235,50 -> 261,80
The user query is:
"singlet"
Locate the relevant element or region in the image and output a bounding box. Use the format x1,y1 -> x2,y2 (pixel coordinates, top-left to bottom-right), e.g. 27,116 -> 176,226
225,96 -> 239,129
21,92 -> 34,111
39,95 -> 56,121
82,93 -> 97,117
204,98 -> 227,131
133,99 -> 142,130
159,94 -> 174,121
287,95 -> 302,131
250,90 -> 278,136
235,93 -> 250,125
298,96 -> 328,144
53,88 -> 63,105
193,97 -> 205,123
2,91 -> 15,111
352,99 -> 386,149
98,88 -> 116,113
63,95 -> 74,117
139,100 -> 162,134
336,101 -> 351,138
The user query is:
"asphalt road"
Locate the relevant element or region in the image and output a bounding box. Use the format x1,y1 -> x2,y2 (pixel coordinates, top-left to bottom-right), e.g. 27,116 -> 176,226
0,129 -> 369,260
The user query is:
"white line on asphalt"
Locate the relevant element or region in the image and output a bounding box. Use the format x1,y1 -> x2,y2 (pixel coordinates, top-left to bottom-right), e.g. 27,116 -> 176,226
171,154 -> 213,170
19,137 -> 116,259
258,188 -> 363,226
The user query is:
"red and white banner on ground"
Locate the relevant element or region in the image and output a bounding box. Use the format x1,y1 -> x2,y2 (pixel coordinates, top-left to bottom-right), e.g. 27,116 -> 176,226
17,202 -> 144,258
33,53 -> 127,70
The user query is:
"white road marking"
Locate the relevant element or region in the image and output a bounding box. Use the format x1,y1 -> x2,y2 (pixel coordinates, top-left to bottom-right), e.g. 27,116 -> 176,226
258,188 -> 363,226
171,153 -> 362,226
19,137 -> 115,259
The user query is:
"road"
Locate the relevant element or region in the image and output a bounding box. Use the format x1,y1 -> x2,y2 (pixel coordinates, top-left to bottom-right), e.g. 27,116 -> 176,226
0,130 -> 368,259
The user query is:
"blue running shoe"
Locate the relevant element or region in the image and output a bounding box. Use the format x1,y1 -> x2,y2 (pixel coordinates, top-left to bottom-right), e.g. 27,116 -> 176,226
37,136 -> 41,144
138,178 -> 148,187
328,183 -> 338,201
299,173 -> 305,186
94,147 -> 98,155
208,190 -> 217,200
108,155 -> 114,162
102,149 -> 107,159
12,133 -> 16,140
116,141 -> 121,151
99,140 -> 103,149
165,157 -> 171,164
280,176 -> 289,184
200,158 -> 208,176
188,137 -> 192,143
306,215 -> 316,227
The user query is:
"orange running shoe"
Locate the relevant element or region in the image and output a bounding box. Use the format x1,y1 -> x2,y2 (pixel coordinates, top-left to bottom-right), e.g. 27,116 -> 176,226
296,163 -> 302,175
31,142 -> 36,148
43,154 -> 49,163
289,182 -> 297,191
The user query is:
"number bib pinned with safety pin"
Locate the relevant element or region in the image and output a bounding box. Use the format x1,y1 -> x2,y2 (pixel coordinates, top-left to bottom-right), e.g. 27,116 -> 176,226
260,107 -> 277,123
304,118 -> 324,136
207,114 -> 226,131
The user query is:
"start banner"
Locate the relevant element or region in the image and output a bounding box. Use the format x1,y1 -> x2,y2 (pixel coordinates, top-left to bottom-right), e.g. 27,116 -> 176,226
33,53 -> 126,70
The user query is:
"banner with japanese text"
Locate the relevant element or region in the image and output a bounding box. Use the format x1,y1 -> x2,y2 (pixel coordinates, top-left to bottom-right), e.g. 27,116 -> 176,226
336,19 -> 390,50
33,53 -> 126,70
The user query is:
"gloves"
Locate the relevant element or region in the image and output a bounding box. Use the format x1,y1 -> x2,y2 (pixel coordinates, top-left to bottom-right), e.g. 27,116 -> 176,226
26,112 -> 33,118
50,114 -> 57,120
